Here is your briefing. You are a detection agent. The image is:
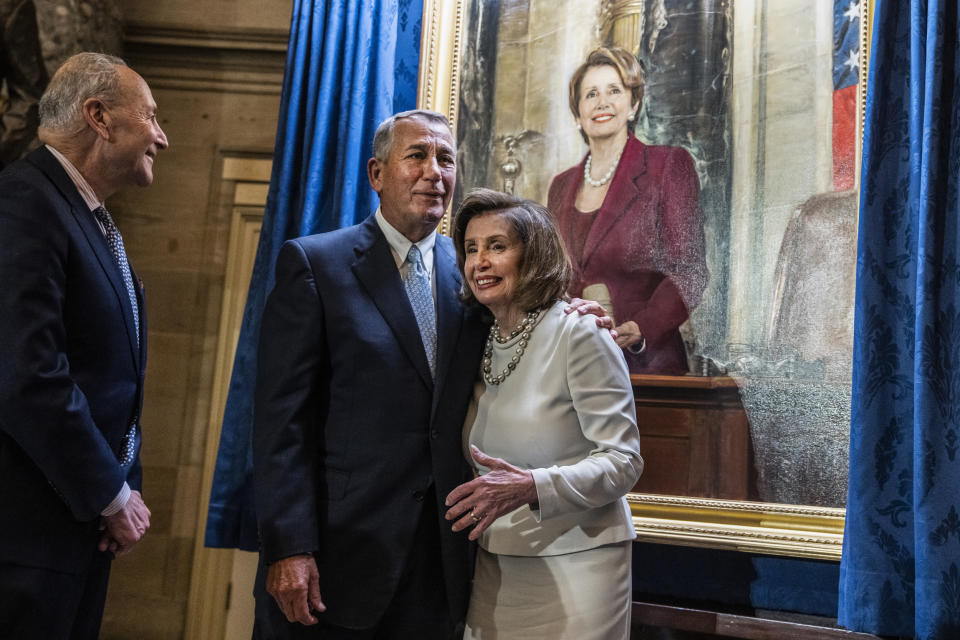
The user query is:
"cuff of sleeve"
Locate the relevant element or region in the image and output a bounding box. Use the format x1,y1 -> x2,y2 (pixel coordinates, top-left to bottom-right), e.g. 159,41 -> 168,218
270,551 -> 315,565
530,467 -> 557,522
101,482 -> 131,517
627,336 -> 647,355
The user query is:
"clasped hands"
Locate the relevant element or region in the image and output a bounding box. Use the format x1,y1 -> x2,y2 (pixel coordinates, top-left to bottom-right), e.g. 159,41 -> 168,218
98,489 -> 150,556
444,445 -> 537,541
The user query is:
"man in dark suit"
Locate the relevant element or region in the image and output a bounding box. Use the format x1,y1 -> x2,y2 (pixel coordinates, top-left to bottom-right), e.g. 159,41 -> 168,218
252,110 -> 489,639
0,52 -> 166,639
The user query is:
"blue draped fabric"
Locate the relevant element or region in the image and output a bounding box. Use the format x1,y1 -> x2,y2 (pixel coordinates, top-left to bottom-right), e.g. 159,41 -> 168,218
205,0 -> 423,550
839,1 -> 960,637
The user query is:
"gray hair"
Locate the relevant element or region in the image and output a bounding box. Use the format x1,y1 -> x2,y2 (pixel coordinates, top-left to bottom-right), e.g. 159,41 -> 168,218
372,109 -> 452,161
39,52 -> 128,133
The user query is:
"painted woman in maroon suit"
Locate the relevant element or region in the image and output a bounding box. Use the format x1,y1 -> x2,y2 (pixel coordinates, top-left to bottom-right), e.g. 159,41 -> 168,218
548,46 -> 707,375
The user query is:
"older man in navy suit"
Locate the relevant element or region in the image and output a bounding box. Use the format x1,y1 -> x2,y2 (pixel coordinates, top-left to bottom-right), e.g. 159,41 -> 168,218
0,52 -> 165,639
253,108 -> 613,639
252,110 -> 487,639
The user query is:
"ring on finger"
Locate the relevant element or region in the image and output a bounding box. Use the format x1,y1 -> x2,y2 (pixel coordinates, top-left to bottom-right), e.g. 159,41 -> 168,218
470,509 -> 482,523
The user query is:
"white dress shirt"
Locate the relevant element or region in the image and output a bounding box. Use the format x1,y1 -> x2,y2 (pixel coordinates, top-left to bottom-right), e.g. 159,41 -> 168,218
375,207 -> 437,299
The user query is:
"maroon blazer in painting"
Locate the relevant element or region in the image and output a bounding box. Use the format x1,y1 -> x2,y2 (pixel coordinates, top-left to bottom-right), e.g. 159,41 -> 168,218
548,134 -> 708,375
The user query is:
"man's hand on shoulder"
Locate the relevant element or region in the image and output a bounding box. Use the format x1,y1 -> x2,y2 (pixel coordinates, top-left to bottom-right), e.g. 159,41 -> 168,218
267,554 -> 326,625
99,490 -> 150,556
564,297 -> 618,337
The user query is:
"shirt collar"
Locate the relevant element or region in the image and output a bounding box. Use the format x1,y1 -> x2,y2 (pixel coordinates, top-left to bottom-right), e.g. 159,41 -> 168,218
375,207 -> 436,274
44,144 -> 103,212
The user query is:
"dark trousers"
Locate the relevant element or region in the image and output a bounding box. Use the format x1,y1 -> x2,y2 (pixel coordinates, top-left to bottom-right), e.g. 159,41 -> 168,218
255,489 -> 454,640
0,548 -> 112,640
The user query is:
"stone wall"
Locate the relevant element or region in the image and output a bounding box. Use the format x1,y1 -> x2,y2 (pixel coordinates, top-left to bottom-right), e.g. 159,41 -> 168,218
34,0 -> 124,73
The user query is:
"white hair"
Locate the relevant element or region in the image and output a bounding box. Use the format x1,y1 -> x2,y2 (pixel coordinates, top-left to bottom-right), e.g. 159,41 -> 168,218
39,52 -> 128,134
371,109 -> 452,161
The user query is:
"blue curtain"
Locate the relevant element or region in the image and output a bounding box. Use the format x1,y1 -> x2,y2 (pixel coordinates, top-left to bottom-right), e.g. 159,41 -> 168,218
839,1 -> 960,637
205,0 -> 423,550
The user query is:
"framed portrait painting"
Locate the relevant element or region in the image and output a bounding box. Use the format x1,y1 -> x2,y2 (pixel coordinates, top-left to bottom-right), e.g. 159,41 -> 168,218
419,0 -> 871,559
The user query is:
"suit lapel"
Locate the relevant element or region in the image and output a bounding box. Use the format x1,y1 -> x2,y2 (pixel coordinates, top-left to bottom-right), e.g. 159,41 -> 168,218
431,238 -> 464,411
351,217 -> 434,390
28,148 -> 141,371
580,136 -> 645,269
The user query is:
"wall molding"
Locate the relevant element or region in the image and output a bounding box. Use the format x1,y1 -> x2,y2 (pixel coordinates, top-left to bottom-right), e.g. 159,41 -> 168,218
184,154 -> 272,640
123,23 -> 288,94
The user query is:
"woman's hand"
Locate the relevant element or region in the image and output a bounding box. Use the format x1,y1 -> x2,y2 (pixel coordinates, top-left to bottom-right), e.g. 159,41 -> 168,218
445,445 -> 538,541
613,320 -> 644,350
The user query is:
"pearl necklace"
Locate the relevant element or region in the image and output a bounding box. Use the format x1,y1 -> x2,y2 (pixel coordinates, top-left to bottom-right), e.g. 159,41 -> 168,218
583,146 -> 624,188
492,312 -> 532,344
482,309 -> 542,385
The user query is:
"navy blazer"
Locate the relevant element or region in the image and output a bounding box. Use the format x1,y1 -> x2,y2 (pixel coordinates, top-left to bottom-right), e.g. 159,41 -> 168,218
253,215 -> 488,629
0,146 -> 147,570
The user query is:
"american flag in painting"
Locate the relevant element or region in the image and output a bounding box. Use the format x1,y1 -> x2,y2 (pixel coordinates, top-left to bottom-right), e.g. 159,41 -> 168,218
833,0 -> 860,190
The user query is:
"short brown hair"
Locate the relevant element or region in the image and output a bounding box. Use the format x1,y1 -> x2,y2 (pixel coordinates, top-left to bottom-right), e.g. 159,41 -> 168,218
568,46 -> 644,142
452,188 -> 571,312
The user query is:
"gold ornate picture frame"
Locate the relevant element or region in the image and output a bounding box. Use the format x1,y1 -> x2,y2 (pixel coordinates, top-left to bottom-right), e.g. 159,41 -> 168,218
419,0 -> 872,561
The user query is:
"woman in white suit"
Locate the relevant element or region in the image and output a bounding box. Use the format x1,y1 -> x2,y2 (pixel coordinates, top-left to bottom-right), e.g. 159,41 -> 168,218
445,188 -> 643,639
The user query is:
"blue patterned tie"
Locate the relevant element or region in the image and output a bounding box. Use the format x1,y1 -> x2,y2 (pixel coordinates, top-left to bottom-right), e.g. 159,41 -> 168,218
93,206 -> 140,346
404,245 -> 437,377
93,205 -> 141,468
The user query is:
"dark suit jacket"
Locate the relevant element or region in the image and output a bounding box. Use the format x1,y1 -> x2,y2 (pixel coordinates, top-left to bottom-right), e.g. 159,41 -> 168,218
0,146 -> 146,571
253,215 -> 489,630
548,135 -> 708,375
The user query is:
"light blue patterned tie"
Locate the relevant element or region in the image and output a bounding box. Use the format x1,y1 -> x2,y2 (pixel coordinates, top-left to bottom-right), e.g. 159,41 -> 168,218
93,206 -> 140,346
93,205 -> 140,468
404,245 -> 437,377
